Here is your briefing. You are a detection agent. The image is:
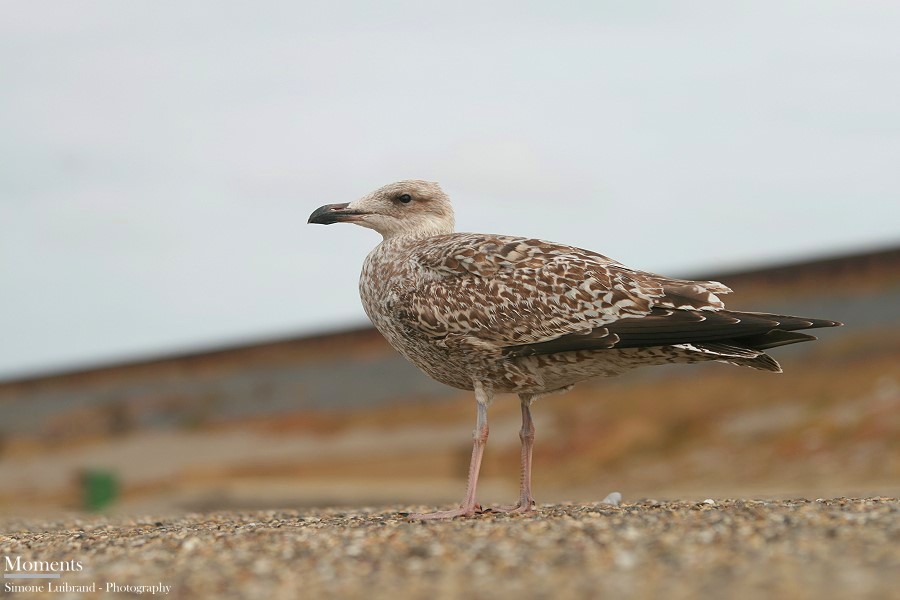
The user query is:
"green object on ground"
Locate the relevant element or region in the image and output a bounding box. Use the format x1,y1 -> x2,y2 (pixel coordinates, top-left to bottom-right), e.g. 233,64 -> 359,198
82,469 -> 118,511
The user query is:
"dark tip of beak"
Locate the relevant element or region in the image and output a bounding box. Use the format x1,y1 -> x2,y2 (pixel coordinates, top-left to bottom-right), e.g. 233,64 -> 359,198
308,202 -> 352,225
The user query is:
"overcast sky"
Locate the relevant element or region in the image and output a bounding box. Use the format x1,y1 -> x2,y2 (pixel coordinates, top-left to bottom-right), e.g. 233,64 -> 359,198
2,1 -> 899,378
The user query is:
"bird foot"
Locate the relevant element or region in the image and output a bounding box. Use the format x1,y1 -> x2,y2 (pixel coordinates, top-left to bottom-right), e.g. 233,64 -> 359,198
406,503 -> 484,520
485,499 -> 536,515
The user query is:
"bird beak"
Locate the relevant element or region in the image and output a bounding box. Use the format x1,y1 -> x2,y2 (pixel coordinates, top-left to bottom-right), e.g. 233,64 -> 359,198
307,203 -> 365,225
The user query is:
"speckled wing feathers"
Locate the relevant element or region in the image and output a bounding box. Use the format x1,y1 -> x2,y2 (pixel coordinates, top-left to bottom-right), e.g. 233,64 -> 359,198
394,233 -> 735,353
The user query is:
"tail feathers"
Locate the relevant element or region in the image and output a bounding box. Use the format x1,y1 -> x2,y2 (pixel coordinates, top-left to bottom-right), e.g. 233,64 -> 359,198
693,342 -> 760,358
708,311 -> 842,369
667,305 -> 843,372
689,341 -> 783,373
732,353 -> 782,373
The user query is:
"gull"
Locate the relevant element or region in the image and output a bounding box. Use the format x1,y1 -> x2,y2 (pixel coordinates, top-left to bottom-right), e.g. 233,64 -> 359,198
308,180 -> 841,519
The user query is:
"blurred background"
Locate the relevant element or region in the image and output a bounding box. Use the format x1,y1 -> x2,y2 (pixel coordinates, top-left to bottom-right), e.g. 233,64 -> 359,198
1,1 -> 898,514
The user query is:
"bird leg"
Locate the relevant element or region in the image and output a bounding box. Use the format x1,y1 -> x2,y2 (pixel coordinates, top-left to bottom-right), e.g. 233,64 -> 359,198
407,382 -> 492,520
490,393 -> 537,514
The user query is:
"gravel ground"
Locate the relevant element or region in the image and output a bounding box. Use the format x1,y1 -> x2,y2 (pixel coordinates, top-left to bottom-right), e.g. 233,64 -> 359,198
2,498 -> 898,600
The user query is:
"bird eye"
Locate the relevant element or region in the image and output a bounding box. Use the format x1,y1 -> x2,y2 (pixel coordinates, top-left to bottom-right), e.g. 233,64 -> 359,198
398,193 -> 412,203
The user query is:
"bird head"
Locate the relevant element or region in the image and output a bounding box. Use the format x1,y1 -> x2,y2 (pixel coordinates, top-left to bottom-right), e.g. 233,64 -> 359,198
308,180 -> 455,239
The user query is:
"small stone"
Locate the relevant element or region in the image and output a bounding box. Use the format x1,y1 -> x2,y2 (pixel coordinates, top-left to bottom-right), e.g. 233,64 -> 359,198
181,537 -> 201,552
601,492 -> 623,506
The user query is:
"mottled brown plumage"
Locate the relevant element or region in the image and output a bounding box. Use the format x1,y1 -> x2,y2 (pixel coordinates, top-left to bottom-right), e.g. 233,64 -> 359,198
309,180 -> 841,519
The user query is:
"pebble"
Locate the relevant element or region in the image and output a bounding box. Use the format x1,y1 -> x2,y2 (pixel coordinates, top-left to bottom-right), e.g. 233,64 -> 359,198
602,492 -> 623,506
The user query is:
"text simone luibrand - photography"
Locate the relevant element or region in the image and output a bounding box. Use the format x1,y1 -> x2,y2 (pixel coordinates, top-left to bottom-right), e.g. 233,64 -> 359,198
4,556 -> 172,595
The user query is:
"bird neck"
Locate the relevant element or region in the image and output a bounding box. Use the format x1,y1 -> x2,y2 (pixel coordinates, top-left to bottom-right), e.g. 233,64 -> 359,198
381,222 -> 455,241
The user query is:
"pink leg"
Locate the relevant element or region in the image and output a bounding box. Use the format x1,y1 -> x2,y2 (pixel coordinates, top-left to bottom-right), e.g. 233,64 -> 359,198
408,382 -> 492,520
492,394 -> 537,514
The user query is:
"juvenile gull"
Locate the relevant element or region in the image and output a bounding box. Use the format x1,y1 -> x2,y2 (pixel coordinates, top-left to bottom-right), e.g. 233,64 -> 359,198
308,181 -> 841,519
